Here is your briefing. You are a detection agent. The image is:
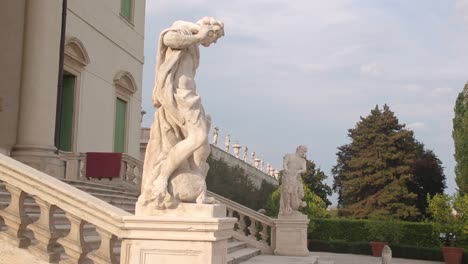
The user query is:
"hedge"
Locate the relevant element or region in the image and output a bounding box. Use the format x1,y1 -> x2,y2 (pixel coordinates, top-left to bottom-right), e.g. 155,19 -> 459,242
309,218 -> 441,248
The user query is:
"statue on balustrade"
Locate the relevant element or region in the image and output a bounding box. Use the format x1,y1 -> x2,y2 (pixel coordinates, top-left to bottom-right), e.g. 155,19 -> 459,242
243,146 -> 248,162
136,17 -> 225,212
279,145 -> 307,217
213,127 -> 219,145
224,134 -> 230,152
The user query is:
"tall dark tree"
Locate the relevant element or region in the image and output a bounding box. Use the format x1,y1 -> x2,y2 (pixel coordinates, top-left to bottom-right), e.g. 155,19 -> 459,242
302,160 -> 332,207
453,83 -> 468,195
407,142 -> 446,218
332,105 -> 420,220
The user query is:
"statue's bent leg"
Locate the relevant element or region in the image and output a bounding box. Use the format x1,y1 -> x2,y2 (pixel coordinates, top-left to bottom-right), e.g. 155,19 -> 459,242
193,140 -> 210,176
151,126 -> 207,198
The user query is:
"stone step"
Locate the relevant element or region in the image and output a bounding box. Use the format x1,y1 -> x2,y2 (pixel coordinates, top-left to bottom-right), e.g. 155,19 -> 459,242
62,180 -> 134,193
227,247 -> 261,264
63,183 -> 139,197
227,240 -> 247,253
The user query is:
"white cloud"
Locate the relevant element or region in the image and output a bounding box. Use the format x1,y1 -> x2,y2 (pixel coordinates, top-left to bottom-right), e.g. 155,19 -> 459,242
456,0 -> 468,21
429,87 -> 456,97
360,62 -> 383,77
407,122 -> 426,130
403,84 -> 423,93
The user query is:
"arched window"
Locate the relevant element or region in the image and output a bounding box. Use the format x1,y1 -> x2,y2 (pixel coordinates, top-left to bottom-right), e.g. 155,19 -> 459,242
113,71 -> 137,153
57,37 -> 90,152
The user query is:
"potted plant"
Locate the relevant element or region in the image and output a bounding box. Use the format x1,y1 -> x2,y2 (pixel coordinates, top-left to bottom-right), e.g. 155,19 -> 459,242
428,194 -> 467,264
366,217 -> 403,257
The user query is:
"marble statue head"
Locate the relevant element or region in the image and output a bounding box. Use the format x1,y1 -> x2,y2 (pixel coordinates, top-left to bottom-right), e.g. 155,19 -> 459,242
296,145 -> 307,158
196,17 -> 225,47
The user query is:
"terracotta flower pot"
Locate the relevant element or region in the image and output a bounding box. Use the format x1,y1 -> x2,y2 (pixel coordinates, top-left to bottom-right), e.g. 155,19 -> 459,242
442,247 -> 464,264
369,241 -> 388,257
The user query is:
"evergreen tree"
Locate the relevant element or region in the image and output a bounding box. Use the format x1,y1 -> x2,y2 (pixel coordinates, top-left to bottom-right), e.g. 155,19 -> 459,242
332,105 -> 420,220
453,83 -> 468,195
302,159 -> 332,207
407,142 -> 446,218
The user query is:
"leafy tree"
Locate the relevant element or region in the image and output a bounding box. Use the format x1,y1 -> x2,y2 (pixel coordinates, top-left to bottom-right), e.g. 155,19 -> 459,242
453,83 -> 468,195
332,104 -> 420,220
302,160 -> 332,207
427,194 -> 468,246
407,142 -> 446,218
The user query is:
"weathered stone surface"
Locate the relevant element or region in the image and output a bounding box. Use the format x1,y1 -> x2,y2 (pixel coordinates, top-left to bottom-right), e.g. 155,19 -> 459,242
137,17 -> 225,212
279,145 -> 308,217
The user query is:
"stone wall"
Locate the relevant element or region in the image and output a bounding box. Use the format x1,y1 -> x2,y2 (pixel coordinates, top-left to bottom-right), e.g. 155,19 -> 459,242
210,145 -> 278,188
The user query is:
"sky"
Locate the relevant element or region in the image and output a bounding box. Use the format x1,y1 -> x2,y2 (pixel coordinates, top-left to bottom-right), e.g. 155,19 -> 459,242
141,0 -> 468,206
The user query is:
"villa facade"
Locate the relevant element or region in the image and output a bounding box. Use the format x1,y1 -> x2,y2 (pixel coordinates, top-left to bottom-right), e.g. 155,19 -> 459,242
0,0 -> 146,177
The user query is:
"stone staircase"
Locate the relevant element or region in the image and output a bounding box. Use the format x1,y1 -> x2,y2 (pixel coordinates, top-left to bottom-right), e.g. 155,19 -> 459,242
0,179 -> 262,263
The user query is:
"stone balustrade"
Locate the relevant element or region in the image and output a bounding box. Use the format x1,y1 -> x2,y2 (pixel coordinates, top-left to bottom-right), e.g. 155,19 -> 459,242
0,153 -> 131,263
207,191 -> 276,254
59,152 -> 142,191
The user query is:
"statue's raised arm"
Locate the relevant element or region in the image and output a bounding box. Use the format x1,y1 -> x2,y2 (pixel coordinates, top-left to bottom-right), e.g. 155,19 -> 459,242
137,17 -> 225,214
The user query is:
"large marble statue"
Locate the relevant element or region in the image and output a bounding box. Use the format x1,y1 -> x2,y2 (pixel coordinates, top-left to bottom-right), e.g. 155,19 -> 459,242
213,127 -> 219,145
250,151 -> 256,165
279,145 -> 307,217
136,17 -> 225,212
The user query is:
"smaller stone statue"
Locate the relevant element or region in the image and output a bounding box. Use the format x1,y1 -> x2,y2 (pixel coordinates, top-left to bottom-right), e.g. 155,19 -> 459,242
260,159 -> 264,171
279,145 -> 307,217
254,158 -> 261,169
232,141 -> 241,158
243,146 -> 248,162
213,127 -> 219,145
274,169 -> 280,180
250,151 -> 256,165
381,245 -> 392,264
224,134 -> 230,152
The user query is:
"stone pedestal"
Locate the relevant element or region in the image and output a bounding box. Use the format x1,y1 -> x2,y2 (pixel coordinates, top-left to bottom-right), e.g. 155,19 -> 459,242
273,214 -> 309,256
121,204 -> 236,264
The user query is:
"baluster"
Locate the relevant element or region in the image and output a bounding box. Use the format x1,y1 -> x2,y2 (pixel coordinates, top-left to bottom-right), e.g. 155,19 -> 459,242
127,164 -> 136,184
119,160 -> 127,182
226,208 -> 234,217
58,212 -> 89,263
259,222 -> 269,243
248,219 -> 258,239
28,197 -> 61,262
236,214 -> 247,236
0,183 -> 30,248
88,227 -> 118,264
80,157 -> 87,180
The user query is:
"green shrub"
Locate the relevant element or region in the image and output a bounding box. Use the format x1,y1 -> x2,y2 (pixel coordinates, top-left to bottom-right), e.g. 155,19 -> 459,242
366,218 -> 403,244
309,218 -> 441,248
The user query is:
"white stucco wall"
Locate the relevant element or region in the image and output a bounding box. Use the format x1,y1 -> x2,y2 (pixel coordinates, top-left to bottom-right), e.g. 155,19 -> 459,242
66,0 -> 145,158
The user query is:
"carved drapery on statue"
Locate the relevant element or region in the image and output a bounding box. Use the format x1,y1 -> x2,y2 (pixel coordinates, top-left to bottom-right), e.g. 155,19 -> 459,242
136,18 -> 225,213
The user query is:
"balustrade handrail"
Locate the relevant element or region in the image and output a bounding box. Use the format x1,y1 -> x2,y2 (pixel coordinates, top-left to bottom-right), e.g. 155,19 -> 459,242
207,191 -> 275,225
0,154 -> 131,236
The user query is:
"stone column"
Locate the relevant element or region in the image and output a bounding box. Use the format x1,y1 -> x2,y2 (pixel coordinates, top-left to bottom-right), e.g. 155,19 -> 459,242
11,0 -> 64,177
